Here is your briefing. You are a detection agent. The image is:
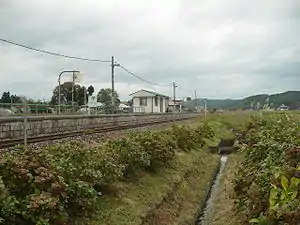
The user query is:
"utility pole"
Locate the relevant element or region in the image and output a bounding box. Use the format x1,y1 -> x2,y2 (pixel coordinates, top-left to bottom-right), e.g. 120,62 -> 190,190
22,97 -> 28,150
84,86 -> 87,114
172,82 -> 177,112
204,98 -> 207,118
72,71 -> 75,113
194,90 -> 197,111
111,56 -> 115,113
111,56 -> 120,114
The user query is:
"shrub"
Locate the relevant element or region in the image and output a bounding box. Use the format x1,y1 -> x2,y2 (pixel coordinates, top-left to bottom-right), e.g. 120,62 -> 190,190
0,121 -> 214,224
41,142 -> 104,218
0,149 -> 69,225
170,123 -> 214,151
42,141 -> 103,185
233,114 -> 300,224
170,125 -> 196,151
129,130 -> 176,172
0,142 -> 104,224
65,180 -> 99,219
101,137 -> 150,178
193,122 -> 215,145
0,177 -> 19,224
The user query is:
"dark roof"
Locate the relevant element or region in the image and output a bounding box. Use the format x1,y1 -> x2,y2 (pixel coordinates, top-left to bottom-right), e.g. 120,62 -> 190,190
130,89 -> 169,98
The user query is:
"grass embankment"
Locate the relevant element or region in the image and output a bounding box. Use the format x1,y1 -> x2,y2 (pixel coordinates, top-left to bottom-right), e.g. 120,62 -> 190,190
0,119 -> 222,225
91,116 -> 240,225
92,151 -> 219,225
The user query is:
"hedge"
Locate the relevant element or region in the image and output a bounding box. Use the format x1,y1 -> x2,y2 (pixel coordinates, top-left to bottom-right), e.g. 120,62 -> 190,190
0,122 -> 214,225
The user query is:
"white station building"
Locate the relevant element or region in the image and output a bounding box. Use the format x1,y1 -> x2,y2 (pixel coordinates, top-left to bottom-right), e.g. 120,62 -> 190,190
129,89 -> 169,113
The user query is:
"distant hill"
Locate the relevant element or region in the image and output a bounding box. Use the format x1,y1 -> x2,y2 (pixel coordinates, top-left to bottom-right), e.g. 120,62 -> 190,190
184,91 -> 300,110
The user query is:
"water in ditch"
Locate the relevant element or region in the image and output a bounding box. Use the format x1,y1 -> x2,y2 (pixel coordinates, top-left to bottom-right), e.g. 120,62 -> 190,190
197,155 -> 228,225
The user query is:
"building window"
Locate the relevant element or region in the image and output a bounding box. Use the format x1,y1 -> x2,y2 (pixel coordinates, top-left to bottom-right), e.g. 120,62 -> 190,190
154,96 -> 158,106
139,97 -> 147,106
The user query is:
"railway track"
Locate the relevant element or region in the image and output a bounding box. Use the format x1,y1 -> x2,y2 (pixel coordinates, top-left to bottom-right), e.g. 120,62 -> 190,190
0,117 -> 193,149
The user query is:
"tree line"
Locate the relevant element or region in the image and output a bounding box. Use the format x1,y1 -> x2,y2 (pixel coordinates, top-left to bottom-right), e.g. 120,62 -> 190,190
0,82 -> 122,113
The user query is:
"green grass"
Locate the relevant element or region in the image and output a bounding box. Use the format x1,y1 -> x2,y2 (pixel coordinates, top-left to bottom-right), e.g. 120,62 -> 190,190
87,150 -> 219,225
205,112 -> 253,131
202,115 -> 238,147
142,153 -> 219,225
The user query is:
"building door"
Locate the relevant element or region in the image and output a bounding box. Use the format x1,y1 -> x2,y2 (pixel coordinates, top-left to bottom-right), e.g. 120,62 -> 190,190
160,97 -> 164,112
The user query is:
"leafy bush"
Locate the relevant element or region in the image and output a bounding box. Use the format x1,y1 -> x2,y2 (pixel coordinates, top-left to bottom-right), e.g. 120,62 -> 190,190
41,142 -> 104,218
170,123 -> 214,151
129,130 -> 176,171
43,141 -> 103,185
233,113 -> 300,224
0,177 -> 19,224
170,125 -> 196,151
193,122 -> 215,144
0,148 -> 69,225
0,121 -> 214,224
101,137 -> 150,178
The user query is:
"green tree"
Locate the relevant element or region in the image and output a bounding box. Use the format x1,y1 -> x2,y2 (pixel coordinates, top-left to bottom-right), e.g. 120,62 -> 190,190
50,82 -> 87,106
11,95 -> 22,104
87,85 -> 95,96
0,91 -> 11,103
97,88 -> 120,113
0,92 -> 22,106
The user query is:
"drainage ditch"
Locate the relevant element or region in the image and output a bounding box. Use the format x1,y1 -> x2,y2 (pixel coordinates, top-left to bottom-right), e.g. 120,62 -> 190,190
196,155 -> 228,225
196,138 -> 235,225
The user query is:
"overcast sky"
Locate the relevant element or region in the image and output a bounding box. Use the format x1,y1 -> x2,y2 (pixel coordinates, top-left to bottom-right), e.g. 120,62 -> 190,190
0,0 -> 299,101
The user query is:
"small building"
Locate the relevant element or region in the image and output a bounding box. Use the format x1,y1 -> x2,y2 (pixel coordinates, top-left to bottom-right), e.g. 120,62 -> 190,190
118,103 -> 131,113
129,89 -> 169,113
278,104 -> 289,111
168,99 -> 183,112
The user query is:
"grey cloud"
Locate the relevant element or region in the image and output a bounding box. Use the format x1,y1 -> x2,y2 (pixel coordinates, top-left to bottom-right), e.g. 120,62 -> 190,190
0,0 -> 299,100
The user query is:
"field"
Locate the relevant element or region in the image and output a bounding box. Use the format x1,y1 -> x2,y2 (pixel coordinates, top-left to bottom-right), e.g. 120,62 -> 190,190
0,111 -> 299,225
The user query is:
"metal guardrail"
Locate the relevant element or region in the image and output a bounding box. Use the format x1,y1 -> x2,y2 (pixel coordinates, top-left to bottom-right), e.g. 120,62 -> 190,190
0,103 -> 126,116
0,103 -> 73,115
0,103 -> 199,117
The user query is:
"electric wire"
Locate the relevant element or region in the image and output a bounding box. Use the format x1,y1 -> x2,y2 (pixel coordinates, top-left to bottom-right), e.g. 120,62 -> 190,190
1,38 -> 172,86
119,65 -> 171,87
0,38 -> 111,63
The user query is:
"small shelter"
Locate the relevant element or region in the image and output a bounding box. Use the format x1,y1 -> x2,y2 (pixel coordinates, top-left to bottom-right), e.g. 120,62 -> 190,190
129,89 -> 169,113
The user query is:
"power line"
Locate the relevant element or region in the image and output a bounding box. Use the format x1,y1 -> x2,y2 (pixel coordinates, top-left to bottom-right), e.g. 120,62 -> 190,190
1,38 -> 172,87
0,38 -> 111,63
119,65 -> 171,87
